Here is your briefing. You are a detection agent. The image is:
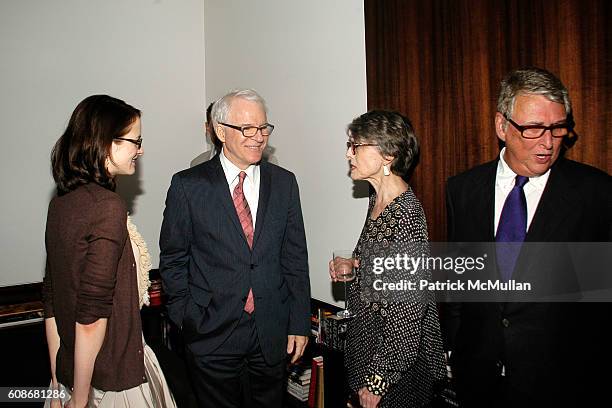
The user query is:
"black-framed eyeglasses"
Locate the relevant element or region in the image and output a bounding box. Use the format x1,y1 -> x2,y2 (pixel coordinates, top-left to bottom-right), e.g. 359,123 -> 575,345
114,136 -> 143,148
346,141 -> 379,155
503,114 -> 571,139
219,122 -> 275,137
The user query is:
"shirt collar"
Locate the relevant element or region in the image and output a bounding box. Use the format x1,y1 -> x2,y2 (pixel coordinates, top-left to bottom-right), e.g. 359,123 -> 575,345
219,148 -> 257,185
497,147 -> 550,189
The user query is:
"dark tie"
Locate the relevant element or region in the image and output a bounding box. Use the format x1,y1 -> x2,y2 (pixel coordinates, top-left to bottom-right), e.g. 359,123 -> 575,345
233,171 -> 255,313
495,175 -> 529,282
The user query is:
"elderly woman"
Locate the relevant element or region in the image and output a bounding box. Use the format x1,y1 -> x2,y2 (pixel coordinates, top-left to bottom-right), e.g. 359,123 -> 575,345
43,95 -> 175,407
330,110 -> 446,408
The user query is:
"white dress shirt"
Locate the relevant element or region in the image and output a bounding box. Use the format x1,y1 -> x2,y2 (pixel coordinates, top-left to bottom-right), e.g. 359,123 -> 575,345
219,148 -> 260,229
494,147 -> 551,236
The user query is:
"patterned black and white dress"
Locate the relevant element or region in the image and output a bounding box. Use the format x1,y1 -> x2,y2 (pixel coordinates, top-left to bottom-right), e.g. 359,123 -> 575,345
344,189 -> 446,407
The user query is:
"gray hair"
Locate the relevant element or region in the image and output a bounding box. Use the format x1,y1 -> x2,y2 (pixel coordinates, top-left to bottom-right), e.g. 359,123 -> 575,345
211,88 -> 268,128
497,67 -> 572,129
347,110 -> 419,178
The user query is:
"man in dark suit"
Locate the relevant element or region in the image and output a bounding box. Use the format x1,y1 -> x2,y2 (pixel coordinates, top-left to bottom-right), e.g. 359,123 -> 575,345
160,89 -> 311,407
444,67 -> 611,407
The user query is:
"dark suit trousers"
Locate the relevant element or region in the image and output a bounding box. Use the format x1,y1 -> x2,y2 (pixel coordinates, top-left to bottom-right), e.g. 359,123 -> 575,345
456,363 -> 580,408
185,311 -> 286,408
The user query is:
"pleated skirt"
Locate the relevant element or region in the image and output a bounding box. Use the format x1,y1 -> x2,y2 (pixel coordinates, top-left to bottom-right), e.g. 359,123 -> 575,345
44,340 -> 176,407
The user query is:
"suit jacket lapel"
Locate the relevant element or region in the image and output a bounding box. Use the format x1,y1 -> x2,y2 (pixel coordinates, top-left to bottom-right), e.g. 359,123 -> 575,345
211,156 -> 250,249
525,159 -> 575,242
510,158 -> 577,295
474,161 -> 509,309
477,163 -> 503,305
472,161 -> 497,241
253,163 -> 271,248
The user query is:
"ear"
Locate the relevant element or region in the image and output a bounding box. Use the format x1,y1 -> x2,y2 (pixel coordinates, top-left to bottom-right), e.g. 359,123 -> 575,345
216,124 -> 226,143
382,154 -> 395,166
495,112 -> 508,142
105,152 -> 115,176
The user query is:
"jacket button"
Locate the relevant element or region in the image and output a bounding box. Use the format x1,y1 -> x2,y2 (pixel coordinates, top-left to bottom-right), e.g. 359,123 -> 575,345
138,349 -> 142,354
501,318 -> 510,328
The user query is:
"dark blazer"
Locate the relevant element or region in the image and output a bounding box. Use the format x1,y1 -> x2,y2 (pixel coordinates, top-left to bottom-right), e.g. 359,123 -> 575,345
444,157 -> 611,407
43,183 -> 146,391
159,155 -> 310,365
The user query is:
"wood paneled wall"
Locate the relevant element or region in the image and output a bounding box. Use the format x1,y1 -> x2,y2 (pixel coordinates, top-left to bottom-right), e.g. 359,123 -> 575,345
364,0 -> 611,241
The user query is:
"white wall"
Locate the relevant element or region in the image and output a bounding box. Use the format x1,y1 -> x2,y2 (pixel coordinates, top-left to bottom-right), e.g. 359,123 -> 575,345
0,0 -> 367,306
204,0 -> 368,305
0,0 -> 205,286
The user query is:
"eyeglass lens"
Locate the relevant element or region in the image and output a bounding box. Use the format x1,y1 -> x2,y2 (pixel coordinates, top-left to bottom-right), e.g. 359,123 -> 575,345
243,125 -> 274,137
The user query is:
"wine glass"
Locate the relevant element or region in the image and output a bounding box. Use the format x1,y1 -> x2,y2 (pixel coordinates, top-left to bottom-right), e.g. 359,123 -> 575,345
333,250 -> 356,318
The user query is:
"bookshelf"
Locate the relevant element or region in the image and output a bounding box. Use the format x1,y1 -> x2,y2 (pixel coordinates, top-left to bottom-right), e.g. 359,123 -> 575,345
286,299 -> 350,408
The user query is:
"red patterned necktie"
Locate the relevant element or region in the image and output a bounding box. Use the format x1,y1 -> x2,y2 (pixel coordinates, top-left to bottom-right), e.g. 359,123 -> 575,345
233,171 -> 255,313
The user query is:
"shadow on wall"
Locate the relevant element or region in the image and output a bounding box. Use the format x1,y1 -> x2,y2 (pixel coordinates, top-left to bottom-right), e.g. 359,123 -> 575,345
329,169 -> 370,302
330,180 -> 369,302
115,166 -> 144,215
352,180 -> 370,199
47,187 -> 57,205
46,168 -> 144,216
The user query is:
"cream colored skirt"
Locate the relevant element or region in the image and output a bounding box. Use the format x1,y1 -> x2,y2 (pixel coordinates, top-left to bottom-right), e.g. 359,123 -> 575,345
44,340 -> 176,408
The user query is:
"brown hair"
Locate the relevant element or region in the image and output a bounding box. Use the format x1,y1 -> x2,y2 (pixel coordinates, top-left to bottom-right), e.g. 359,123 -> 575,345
51,95 -> 141,195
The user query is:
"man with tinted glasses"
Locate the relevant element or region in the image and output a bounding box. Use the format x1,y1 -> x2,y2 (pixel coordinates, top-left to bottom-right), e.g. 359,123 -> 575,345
444,67 -> 611,407
160,89 -> 310,407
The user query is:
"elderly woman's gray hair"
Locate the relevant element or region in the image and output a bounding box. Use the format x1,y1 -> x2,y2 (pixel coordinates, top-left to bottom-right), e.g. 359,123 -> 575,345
348,110 -> 419,178
497,67 -> 572,124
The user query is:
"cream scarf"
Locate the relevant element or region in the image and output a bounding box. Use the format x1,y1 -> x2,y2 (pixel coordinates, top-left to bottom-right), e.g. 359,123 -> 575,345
127,216 -> 151,308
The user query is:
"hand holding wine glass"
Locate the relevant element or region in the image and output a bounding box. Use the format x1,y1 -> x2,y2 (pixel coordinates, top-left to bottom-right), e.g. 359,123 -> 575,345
328,252 -> 359,282
330,250 -> 357,318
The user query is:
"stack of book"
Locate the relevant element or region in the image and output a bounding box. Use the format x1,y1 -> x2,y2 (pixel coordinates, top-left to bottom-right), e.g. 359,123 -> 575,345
286,361 -> 312,402
311,309 -> 321,340
148,270 -> 164,307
